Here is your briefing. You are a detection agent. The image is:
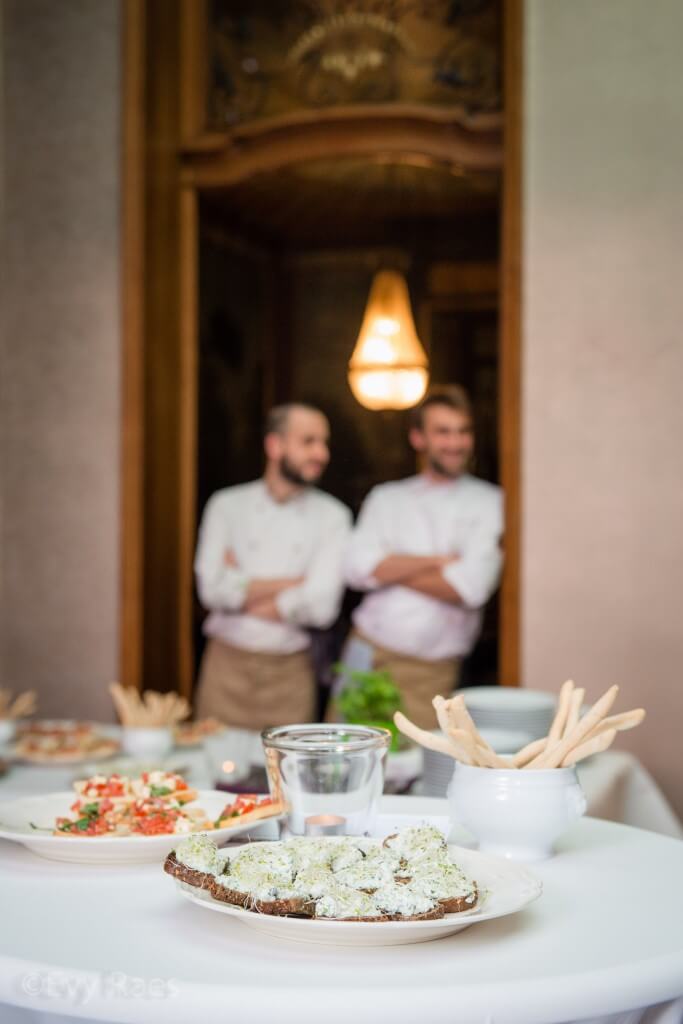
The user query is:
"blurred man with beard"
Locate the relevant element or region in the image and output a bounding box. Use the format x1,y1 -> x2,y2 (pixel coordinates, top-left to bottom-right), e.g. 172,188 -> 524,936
195,403 -> 351,729
344,386 -> 504,729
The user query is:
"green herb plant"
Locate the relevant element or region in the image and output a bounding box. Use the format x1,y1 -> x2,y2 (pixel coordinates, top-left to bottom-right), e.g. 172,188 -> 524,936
334,665 -> 406,752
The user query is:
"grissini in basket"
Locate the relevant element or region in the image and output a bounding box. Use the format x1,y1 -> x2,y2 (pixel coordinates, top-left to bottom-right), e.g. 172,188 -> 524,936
393,681 -> 645,770
109,682 -> 190,728
0,690 -> 37,720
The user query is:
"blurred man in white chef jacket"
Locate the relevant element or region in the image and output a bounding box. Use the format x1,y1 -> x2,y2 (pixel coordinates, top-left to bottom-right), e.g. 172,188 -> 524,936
195,403 -> 351,729
344,386 -> 504,728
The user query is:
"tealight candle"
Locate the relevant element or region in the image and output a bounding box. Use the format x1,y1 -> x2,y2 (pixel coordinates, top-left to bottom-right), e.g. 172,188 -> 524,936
304,814 -> 346,837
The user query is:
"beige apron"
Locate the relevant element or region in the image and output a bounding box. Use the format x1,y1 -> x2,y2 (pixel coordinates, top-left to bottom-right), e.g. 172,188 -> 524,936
196,638 -> 315,730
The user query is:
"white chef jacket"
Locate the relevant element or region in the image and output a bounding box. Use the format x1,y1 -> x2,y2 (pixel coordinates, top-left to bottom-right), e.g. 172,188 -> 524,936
195,480 -> 352,654
345,474 -> 504,660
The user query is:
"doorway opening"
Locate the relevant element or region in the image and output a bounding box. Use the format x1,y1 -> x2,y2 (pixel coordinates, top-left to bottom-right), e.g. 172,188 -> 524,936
195,155 -> 501,690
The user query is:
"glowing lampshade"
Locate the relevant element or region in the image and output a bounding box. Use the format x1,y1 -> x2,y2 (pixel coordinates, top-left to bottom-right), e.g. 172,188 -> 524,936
348,270 -> 429,410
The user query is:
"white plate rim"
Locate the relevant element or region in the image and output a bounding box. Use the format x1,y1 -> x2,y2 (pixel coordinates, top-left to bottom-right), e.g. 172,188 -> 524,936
8,721 -> 123,766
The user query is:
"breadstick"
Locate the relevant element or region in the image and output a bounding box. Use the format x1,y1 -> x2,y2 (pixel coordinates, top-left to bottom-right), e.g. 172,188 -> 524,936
446,734 -> 482,765
439,721 -> 489,765
432,695 -> 455,739
561,728 -> 617,767
529,684 -> 619,769
445,727 -> 482,765
585,708 -> 645,740
8,691 -> 37,719
449,728 -> 510,768
134,691 -> 147,726
393,711 -> 467,761
129,689 -> 143,726
547,680 -> 574,743
168,693 -> 189,725
157,692 -> 169,726
563,687 -> 585,737
447,695 -> 502,760
143,691 -> 155,726
443,697 -> 477,752
511,737 -> 547,767
138,691 -> 148,726
446,692 -> 489,749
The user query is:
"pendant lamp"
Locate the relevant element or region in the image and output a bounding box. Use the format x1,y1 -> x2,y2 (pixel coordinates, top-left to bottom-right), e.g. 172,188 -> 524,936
348,270 -> 429,410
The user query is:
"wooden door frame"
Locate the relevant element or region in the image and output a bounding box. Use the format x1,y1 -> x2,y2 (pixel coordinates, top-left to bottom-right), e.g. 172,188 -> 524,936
120,0 -> 145,690
500,0 -> 523,686
120,0 -> 523,696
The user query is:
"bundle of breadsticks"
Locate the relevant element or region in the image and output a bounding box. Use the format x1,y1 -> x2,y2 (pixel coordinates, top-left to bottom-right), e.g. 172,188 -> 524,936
110,682 -> 190,728
0,688 -> 37,720
394,681 -> 645,769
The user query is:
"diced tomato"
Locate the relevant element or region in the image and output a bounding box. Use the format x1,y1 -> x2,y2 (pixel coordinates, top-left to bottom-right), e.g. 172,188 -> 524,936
217,794 -> 272,820
55,771 -> 199,839
132,812 -> 177,835
102,778 -> 125,797
82,816 -> 111,836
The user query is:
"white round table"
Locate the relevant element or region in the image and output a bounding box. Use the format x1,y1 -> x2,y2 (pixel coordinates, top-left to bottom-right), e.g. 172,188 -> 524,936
1,797 -> 682,1024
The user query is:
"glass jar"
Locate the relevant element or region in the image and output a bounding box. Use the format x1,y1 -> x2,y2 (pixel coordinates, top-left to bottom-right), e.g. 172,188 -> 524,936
261,724 -> 391,836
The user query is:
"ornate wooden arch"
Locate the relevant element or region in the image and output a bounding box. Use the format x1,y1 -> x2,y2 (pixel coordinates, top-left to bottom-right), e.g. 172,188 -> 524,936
182,112 -> 502,191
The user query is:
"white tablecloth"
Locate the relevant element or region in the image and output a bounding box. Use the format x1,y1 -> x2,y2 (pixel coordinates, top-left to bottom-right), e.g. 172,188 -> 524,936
575,750 -> 682,839
1,799 -> 682,1024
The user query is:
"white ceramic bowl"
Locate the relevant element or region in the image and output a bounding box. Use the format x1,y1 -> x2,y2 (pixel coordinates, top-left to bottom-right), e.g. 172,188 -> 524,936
448,762 -> 587,862
121,726 -> 173,759
0,719 -> 16,745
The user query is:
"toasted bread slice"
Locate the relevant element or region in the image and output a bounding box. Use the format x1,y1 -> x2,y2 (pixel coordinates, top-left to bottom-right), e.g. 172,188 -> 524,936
208,877 -> 250,907
439,883 -> 479,914
172,788 -> 198,805
208,877 -> 313,917
394,905 -> 445,922
252,896 -> 315,918
215,800 -> 284,829
163,850 -> 214,890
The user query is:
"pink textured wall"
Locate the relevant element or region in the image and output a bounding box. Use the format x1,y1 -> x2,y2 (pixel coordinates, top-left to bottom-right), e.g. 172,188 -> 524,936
0,1 -> 121,720
523,0 -> 683,817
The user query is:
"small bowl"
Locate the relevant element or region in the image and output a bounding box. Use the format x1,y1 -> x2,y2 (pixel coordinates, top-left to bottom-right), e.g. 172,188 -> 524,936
0,719 -> 16,746
121,726 -> 173,759
448,762 -> 587,862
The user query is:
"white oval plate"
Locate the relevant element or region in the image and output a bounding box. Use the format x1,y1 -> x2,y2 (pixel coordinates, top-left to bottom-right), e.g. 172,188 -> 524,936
0,790 -> 284,864
9,720 -> 123,766
174,841 -> 542,946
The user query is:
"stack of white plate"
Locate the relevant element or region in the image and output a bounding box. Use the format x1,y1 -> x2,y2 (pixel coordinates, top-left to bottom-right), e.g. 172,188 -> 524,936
421,726 -> 534,798
463,686 -> 557,742
421,747 -> 457,798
